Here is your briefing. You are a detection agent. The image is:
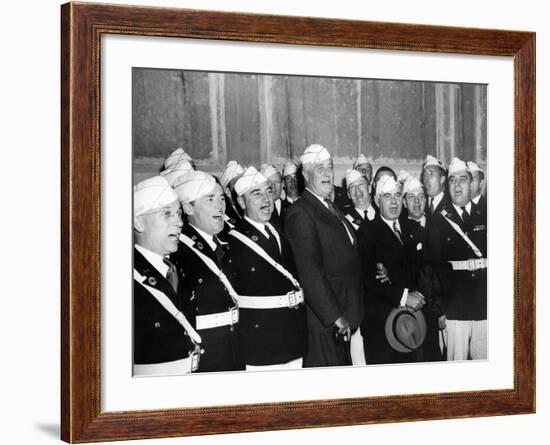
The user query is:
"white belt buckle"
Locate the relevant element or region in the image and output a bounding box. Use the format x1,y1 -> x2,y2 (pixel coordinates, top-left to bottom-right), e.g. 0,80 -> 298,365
287,291 -> 297,308
468,259 -> 476,271
190,348 -> 201,372
229,306 -> 239,325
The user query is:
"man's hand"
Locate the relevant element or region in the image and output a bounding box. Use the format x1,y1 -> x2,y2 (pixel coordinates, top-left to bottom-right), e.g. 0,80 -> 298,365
334,316 -> 351,341
405,291 -> 426,311
376,263 -> 391,284
438,314 -> 447,330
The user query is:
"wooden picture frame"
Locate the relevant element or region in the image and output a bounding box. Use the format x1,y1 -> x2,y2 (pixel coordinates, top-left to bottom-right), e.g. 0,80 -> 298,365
61,2 -> 535,442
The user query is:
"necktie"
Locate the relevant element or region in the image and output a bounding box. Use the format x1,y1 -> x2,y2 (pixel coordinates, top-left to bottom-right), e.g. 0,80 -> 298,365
363,209 -> 368,220
213,236 -> 224,265
460,206 -> 472,228
325,198 -> 354,245
163,258 -> 179,293
429,199 -> 435,215
264,224 -> 281,257
393,221 -> 404,244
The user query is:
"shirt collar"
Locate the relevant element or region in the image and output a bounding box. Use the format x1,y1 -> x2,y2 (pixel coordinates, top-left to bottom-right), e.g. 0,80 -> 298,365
472,194 -> 481,204
135,244 -> 169,278
380,214 -> 400,231
409,215 -> 426,228
306,187 -> 329,208
355,205 -> 375,221
189,223 -> 217,251
244,215 -> 267,237
452,201 -> 472,216
431,191 -> 444,209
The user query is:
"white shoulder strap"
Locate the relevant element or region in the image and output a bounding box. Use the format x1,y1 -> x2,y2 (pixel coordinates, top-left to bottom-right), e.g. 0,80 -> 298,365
133,269 -> 202,344
178,233 -> 239,305
228,229 -> 301,289
440,211 -> 483,258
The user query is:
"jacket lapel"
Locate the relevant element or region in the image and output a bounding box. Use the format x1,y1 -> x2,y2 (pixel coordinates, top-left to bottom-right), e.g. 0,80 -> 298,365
134,248 -> 179,305
303,190 -> 356,247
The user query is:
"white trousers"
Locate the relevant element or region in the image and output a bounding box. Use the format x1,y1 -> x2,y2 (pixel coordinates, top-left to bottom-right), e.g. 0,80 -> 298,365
442,319 -> 487,361
350,328 -> 367,366
246,357 -> 303,371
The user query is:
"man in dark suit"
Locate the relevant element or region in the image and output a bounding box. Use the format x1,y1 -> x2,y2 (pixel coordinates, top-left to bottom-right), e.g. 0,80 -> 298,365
357,175 -> 426,364
261,164 -> 288,231
344,169 -> 376,232
282,161 -> 302,206
133,176 -> 201,376
285,144 -> 364,367
422,155 -> 451,217
425,158 -> 487,361
227,167 -> 307,370
171,170 -> 245,372
400,175 -> 443,362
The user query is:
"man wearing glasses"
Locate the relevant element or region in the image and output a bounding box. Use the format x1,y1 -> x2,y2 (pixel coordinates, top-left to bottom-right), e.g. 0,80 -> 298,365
133,176 -> 202,376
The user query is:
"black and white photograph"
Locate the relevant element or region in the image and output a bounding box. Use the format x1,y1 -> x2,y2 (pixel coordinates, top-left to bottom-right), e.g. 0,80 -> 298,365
132,68 -> 488,376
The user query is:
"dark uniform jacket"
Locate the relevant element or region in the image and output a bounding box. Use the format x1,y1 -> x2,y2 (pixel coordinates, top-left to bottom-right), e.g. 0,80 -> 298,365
133,248 -> 196,365
268,198 -> 291,231
227,219 -> 307,366
425,203 -> 487,321
344,207 -> 375,232
285,189 -> 364,367
357,215 -> 420,364
225,201 -> 243,227
426,192 -> 452,219
171,224 -> 245,372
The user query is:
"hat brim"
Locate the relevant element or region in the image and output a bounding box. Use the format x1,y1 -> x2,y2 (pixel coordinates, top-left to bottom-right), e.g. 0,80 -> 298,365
385,307 -> 427,353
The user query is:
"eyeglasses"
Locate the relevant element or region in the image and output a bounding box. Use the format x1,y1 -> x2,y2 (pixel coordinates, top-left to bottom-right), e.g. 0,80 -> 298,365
141,207 -> 183,220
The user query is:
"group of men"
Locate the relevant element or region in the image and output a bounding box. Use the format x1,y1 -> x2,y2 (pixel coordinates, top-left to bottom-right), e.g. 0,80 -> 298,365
133,143 -> 487,376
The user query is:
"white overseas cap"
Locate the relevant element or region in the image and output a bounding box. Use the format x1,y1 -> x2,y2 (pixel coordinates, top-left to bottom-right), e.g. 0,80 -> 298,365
448,157 -> 470,176
134,176 -> 178,218
163,147 -> 192,170
376,175 -> 402,196
345,169 -> 365,189
173,170 -> 216,204
260,164 -> 280,180
282,161 -> 298,177
403,176 -> 424,195
467,161 -> 483,173
219,160 -> 244,188
423,154 -> 446,170
161,158 -> 194,186
353,153 -> 370,168
396,170 -> 411,184
234,166 -> 268,197
300,144 -> 331,166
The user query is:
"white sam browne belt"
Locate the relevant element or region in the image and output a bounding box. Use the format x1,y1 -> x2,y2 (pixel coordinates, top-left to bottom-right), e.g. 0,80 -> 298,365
237,289 -> 304,310
196,306 -> 239,330
448,258 -> 488,271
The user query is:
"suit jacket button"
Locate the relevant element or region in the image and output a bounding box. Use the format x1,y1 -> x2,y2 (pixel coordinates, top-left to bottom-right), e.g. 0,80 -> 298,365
154,322 -> 160,328
471,272 -> 476,278
254,324 -> 259,329
198,278 -> 203,284
251,267 -> 255,272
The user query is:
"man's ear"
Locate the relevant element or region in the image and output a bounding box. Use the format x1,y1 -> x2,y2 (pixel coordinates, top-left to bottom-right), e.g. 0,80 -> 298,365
134,215 -> 145,233
374,194 -> 380,207
439,175 -> 446,186
402,196 -> 409,209
237,195 -> 246,211
181,202 -> 194,216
